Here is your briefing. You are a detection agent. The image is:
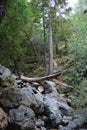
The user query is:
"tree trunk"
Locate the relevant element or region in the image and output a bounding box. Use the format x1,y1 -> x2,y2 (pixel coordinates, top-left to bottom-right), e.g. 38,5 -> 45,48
43,15 -> 46,68
12,56 -> 20,79
49,13 -> 54,74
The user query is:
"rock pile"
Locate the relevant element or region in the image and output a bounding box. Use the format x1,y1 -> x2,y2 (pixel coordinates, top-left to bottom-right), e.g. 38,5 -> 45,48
0,65 -> 87,130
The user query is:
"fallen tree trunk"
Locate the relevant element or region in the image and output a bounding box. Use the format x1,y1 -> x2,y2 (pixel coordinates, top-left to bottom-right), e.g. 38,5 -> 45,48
20,71 -> 61,82
19,56 -> 85,83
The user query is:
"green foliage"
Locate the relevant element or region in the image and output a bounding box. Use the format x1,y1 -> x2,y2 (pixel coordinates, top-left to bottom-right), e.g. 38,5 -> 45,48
0,0 -> 36,72
65,0 -> 87,85
29,65 -> 46,77
69,80 -> 87,108
6,75 -> 15,84
54,18 -> 72,41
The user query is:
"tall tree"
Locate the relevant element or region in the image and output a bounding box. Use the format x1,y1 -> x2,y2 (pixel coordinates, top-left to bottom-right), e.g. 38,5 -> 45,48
49,8 -> 54,74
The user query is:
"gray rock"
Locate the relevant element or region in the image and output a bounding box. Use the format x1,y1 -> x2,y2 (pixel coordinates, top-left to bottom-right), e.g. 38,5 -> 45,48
20,86 -> 38,107
43,96 -> 62,127
41,127 -> 47,130
58,102 -> 73,116
0,86 -> 22,110
63,116 -> 73,120
62,119 -> 69,126
0,65 -> 11,81
43,81 -> 59,99
8,105 -> 35,130
67,120 -> 78,129
0,84 -> 44,112
36,119 -> 45,127
63,115 -> 86,129
0,65 -> 15,87
0,107 -> 8,130
34,91 -> 44,113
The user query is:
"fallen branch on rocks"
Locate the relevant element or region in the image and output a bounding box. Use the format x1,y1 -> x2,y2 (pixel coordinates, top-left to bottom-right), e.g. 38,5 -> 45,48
19,56 -> 85,83
20,71 -> 61,82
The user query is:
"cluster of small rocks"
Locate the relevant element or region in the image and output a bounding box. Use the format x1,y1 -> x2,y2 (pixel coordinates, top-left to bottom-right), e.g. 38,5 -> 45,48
0,65 -> 87,130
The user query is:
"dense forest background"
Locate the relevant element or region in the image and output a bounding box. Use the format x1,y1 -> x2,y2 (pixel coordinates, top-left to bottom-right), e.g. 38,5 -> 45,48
0,0 -> 87,108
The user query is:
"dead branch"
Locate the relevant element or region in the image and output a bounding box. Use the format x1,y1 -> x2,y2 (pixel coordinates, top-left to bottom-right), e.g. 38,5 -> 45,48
19,56 -> 85,83
20,71 -> 61,82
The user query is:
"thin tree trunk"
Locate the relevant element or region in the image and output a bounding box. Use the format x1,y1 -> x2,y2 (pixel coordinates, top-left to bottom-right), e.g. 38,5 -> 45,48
49,13 -> 54,74
12,56 -> 20,79
43,16 -> 46,67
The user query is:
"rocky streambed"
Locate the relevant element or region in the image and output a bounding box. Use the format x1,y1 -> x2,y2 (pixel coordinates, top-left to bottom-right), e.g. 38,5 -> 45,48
0,65 -> 87,130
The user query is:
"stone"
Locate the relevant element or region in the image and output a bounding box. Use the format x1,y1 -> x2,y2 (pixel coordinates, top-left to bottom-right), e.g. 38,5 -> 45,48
67,120 -> 78,129
34,90 -> 44,113
58,125 -> 63,129
0,84 -> 44,112
41,116 -> 48,122
38,86 -> 44,93
62,119 -> 69,126
63,115 -> 86,129
21,85 -> 44,113
0,86 -> 22,110
63,116 -> 72,121
58,102 -> 73,116
41,127 -> 47,130
8,105 -> 35,130
36,119 -> 45,127
32,82 -> 40,87
43,81 -> 59,99
43,96 -> 62,127
0,65 -> 11,81
0,65 -> 15,87
0,107 -> 8,130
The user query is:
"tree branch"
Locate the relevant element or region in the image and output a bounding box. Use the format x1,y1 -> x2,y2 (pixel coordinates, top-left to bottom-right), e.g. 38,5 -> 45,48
20,71 -> 61,82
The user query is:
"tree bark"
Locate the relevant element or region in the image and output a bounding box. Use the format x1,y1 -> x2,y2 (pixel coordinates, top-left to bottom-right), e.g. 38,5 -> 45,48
43,13 -> 46,68
49,13 -> 54,74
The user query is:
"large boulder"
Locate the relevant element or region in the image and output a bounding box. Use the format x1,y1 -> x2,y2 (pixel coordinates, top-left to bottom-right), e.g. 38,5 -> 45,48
43,96 -> 62,127
0,86 -> 22,111
8,105 -> 35,130
0,83 -> 44,112
19,83 -> 44,113
0,107 -> 8,130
